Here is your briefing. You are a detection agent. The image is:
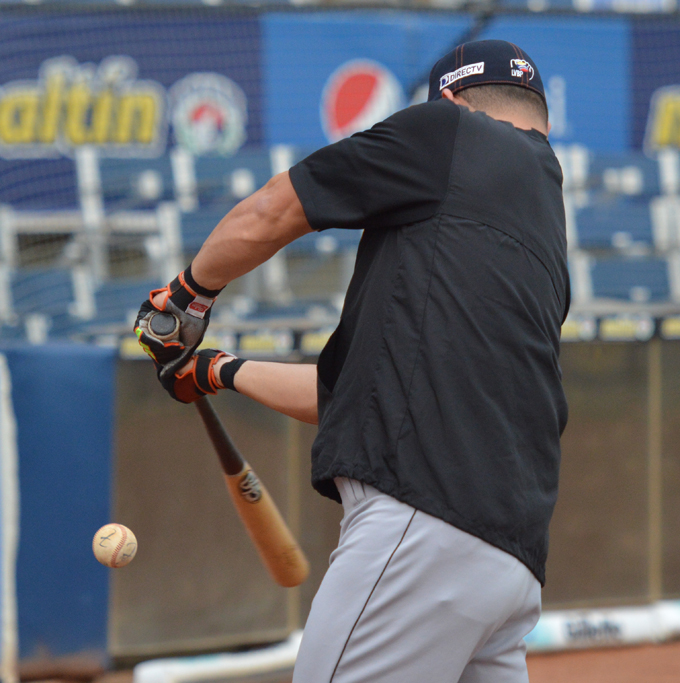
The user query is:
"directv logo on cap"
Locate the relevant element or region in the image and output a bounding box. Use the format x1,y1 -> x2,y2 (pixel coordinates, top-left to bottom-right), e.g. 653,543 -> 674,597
427,40 -> 545,103
439,62 -> 485,91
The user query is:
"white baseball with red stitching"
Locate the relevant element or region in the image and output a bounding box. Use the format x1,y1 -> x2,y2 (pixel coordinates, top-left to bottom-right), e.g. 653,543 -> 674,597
93,523 -> 138,568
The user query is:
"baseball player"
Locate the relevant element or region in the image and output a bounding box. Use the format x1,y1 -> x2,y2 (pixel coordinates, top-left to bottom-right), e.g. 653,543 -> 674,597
136,39 -> 569,683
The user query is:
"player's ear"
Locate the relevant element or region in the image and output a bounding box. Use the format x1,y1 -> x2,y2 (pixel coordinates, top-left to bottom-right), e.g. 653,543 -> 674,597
547,120 -> 552,135
443,89 -> 475,111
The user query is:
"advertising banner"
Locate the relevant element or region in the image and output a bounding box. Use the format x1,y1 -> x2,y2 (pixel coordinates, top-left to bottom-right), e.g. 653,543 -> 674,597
0,10 -> 263,207
478,16 -> 630,152
262,12 -> 472,149
632,22 -> 680,153
263,13 -> 630,153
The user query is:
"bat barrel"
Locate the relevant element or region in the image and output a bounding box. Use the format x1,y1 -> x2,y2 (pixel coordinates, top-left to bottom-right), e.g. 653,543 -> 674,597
195,397 -> 310,587
225,467 -> 311,587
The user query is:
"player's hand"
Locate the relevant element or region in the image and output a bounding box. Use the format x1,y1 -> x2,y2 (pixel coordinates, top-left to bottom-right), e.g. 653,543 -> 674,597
134,299 -> 187,365
134,265 -> 222,373
161,349 -> 230,404
161,350 -> 248,403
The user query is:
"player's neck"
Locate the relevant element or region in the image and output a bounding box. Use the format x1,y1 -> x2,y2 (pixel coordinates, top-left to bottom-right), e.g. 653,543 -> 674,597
441,90 -> 550,137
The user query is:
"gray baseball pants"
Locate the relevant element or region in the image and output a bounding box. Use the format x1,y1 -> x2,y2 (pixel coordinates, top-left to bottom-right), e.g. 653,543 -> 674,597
292,478 -> 541,683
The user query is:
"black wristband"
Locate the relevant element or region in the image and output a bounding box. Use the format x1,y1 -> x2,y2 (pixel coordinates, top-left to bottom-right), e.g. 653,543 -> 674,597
219,357 -> 248,392
184,263 -> 224,298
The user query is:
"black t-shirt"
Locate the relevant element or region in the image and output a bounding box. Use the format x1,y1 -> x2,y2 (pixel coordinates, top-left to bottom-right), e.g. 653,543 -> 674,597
289,99 -> 569,585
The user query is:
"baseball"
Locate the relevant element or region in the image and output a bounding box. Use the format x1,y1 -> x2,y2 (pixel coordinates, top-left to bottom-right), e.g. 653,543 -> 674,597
93,523 -> 138,568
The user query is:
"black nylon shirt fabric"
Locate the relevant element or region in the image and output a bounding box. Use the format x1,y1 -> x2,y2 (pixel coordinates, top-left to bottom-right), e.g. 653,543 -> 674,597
289,99 -> 569,585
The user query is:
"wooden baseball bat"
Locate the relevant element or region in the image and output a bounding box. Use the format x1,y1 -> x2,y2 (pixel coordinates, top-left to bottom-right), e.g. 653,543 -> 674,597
148,312 -> 310,588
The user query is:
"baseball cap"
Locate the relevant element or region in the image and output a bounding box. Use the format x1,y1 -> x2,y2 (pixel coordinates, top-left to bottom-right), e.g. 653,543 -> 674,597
427,39 -> 544,103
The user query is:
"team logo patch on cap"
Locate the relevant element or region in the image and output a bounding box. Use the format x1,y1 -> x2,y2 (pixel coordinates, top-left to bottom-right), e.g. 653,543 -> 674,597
510,59 -> 534,81
439,62 -> 485,91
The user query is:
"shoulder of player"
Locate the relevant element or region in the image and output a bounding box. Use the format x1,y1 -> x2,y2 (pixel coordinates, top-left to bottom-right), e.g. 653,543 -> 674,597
391,98 -> 460,122
380,99 -> 461,136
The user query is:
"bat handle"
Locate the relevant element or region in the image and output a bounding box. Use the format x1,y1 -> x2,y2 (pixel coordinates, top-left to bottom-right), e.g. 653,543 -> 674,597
146,311 -> 199,381
147,311 -> 179,341
194,397 -> 245,476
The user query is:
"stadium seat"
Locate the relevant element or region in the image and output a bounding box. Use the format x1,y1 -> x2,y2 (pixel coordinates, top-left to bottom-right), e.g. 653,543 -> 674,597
240,300 -> 332,321
93,278 -> 163,327
192,151 -> 273,207
186,146 -> 309,210
9,267 -> 91,342
11,268 -> 76,316
0,158 -> 78,210
179,207 -> 234,253
287,229 -> 362,255
98,156 -> 176,210
588,151 -> 660,196
0,321 -> 25,343
590,257 -> 670,302
575,200 -> 654,251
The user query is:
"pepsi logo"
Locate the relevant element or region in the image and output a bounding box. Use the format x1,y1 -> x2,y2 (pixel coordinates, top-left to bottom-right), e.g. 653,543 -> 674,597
320,60 -> 405,143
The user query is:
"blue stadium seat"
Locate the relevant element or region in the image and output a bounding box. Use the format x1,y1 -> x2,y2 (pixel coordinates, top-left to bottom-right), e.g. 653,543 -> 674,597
234,301 -> 339,329
287,229 -> 362,255
591,257 -> 670,302
241,301 -> 327,320
99,157 -> 175,209
0,321 -> 25,343
93,278 -> 162,326
193,151 -> 273,207
588,151 -> 660,196
9,268 -> 87,339
0,158 -> 78,210
180,207 -> 234,252
11,268 -> 75,316
575,200 -> 653,250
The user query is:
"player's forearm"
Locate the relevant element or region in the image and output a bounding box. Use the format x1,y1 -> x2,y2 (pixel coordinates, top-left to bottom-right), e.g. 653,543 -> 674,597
218,359 -> 318,425
190,172 -> 312,291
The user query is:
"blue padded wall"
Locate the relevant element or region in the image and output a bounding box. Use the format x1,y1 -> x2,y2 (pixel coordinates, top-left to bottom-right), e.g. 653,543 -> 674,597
2,345 -> 116,662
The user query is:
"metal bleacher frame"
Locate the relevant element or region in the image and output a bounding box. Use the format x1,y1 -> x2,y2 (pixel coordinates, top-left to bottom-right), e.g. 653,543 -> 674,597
0,141 -> 364,344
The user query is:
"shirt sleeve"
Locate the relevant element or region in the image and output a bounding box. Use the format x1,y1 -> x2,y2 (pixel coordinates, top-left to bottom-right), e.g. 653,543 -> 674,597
289,100 -> 461,232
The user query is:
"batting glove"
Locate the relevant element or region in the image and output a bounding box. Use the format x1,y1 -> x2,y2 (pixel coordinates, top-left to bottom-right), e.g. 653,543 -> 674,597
134,300 -> 187,365
162,349 -> 246,404
134,264 -> 223,370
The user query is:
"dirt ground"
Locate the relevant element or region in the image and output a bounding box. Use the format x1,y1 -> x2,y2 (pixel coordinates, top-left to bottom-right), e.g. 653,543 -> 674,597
527,641 -> 680,683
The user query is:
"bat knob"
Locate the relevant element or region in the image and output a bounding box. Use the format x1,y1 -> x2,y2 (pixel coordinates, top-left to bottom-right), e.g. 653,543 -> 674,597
148,311 -> 180,341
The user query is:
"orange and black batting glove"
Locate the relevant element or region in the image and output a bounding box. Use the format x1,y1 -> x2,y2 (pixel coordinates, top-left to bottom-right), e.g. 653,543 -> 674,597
134,299 -> 186,365
164,349 -> 229,404
134,263 -> 223,366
